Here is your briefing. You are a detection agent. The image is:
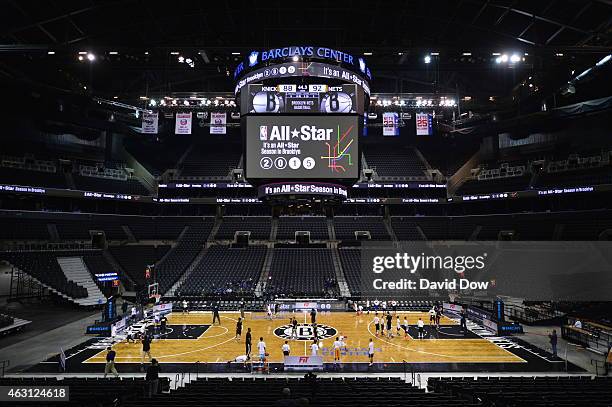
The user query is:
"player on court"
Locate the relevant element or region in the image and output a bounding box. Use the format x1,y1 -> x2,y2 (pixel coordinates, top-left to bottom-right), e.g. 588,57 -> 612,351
386,312 -> 393,338
235,317 -> 242,341
310,340 -> 319,356
403,316 -> 409,338
417,317 -> 425,339
368,338 -> 375,366
396,315 -> 402,337
257,337 -> 266,362
373,313 -> 380,336
266,303 -> 273,320
366,299 -> 370,314
332,336 -> 346,366
290,317 -> 298,339
429,306 -> 436,326
282,341 -> 290,356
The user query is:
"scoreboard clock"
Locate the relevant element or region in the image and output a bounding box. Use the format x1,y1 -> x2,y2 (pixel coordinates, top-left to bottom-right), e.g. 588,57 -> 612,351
246,84 -> 357,114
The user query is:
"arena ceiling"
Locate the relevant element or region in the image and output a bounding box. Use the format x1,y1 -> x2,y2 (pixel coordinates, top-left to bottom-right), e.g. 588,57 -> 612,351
1,0 -> 611,100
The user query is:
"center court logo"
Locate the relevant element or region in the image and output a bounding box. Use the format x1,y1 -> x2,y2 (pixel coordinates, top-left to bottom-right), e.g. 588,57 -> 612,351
274,323 -> 337,341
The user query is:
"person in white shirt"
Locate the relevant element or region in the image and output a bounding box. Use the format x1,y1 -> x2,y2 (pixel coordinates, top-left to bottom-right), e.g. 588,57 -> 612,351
257,337 -> 266,361
429,307 -> 436,325
281,341 -> 290,356
266,304 -> 273,320
353,302 -> 358,315
368,338 -> 375,366
373,314 -> 380,336
396,316 -> 402,337
332,337 -> 345,365
182,300 -> 188,314
574,319 -> 582,329
403,317 -> 409,338
417,318 -> 425,339
382,301 -> 387,312
358,304 -> 363,315
310,340 -> 319,356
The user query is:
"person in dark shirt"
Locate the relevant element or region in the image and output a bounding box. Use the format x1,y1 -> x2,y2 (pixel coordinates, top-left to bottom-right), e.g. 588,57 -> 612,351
310,308 -> 316,324
145,359 -> 160,398
212,303 -> 221,325
245,327 -> 252,360
104,347 -> 118,378
141,335 -> 152,364
386,312 -> 393,338
549,329 -> 558,357
235,317 -> 243,340
160,316 -> 167,334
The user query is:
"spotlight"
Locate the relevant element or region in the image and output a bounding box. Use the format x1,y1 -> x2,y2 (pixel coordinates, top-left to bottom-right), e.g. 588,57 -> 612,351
292,55 -> 299,62
424,55 -> 431,64
78,55 -> 84,61
86,53 -> 95,61
510,54 -> 521,63
500,54 -> 508,63
178,56 -> 185,63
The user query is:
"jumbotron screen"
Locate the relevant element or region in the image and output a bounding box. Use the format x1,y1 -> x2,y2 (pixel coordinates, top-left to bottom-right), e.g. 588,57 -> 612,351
245,115 -> 359,180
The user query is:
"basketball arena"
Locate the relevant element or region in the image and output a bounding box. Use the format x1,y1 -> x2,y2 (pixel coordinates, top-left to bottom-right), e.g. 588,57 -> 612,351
0,1 -> 611,406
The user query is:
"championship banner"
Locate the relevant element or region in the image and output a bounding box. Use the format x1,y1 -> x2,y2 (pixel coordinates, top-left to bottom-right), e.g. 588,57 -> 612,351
416,112 -> 433,135
141,112 -> 159,134
382,112 -> 399,136
175,112 -> 192,135
210,112 -> 227,134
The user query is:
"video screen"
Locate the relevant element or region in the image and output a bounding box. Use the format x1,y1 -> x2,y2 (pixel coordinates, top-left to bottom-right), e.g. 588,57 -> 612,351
245,84 -> 358,114
245,115 -> 359,180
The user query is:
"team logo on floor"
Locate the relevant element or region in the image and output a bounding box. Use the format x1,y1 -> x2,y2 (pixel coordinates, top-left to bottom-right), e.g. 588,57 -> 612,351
274,323 -> 337,341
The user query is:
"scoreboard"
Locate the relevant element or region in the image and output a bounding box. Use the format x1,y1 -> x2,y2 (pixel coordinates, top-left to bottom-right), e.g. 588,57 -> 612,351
244,115 -> 359,180
244,84 -> 359,114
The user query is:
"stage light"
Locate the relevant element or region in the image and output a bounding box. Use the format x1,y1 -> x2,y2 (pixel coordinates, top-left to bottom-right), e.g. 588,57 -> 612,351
113,96 -> 118,99
500,54 -> 508,63
292,55 -> 299,62
47,51 -> 55,55
424,55 -> 431,64
185,58 -> 192,64
510,54 -> 521,63
178,56 -> 185,63
430,52 -> 439,56
231,52 -> 241,55
78,55 -> 84,61
492,52 -> 501,56
109,51 -> 118,55
86,53 -> 95,61
462,52 -> 472,56
363,52 -> 373,56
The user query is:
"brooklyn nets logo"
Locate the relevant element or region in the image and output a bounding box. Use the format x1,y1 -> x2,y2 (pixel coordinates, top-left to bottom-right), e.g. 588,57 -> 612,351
273,323 -> 337,341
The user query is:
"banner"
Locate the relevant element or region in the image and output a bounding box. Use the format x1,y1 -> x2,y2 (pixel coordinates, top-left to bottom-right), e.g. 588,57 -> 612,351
175,112 -> 192,135
210,112 -> 227,134
416,112 -> 433,135
382,112 -> 399,136
141,112 -> 158,134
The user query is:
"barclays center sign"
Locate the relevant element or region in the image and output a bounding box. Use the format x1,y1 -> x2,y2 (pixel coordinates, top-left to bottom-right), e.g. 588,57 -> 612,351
234,46 -> 372,80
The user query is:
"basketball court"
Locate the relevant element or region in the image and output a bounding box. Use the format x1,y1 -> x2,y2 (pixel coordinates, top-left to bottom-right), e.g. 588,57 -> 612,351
28,311 -> 582,374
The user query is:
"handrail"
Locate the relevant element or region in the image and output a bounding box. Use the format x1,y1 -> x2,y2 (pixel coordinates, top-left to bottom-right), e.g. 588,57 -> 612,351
174,373 -> 180,390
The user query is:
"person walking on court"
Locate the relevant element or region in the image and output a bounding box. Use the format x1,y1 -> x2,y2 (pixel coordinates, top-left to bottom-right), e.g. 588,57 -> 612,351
310,308 -> 317,324
549,329 -> 558,357
235,317 -> 243,341
212,302 -> 221,325
310,339 -> 319,356
368,338 -> 375,366
141,334 -> 152,364
182,299 -> 188,314
245,327 -> 252,360
291,317 -> 298,340
103,347 -> 119,378
373,313 -> 380,336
